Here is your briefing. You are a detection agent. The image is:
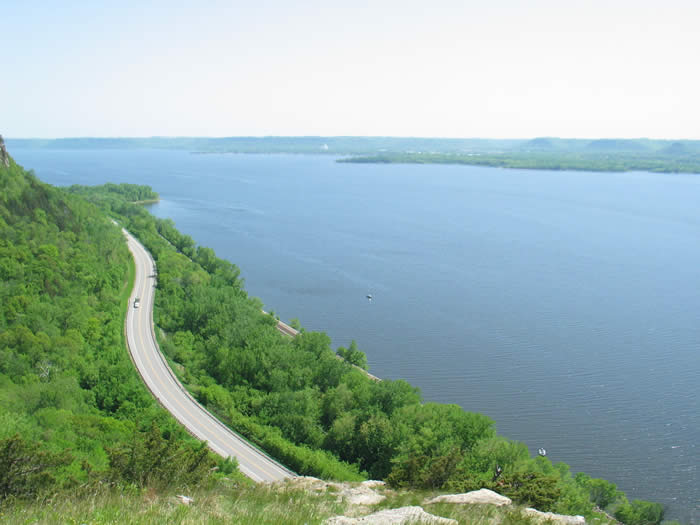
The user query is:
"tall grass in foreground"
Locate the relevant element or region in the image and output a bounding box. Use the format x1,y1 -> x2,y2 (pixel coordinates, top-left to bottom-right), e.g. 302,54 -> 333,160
0,483 -> 343,525
0,481 -> 614,525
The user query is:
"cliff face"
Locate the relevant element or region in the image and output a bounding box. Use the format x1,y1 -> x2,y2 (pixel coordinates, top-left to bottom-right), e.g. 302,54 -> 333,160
0,135 -> 9,167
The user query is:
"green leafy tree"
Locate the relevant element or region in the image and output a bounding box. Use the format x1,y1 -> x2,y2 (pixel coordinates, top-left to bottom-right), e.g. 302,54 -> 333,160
336,340 -> 368,370
614,499 -> 665,525
575,472 -> 621,509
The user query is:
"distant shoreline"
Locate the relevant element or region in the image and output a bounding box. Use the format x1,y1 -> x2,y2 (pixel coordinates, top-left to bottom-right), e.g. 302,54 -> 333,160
339,152 -> 700,175
9,136 -> 700,175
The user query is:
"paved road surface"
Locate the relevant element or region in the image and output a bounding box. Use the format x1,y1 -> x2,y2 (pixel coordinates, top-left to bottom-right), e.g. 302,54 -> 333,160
123,228 -> 295,482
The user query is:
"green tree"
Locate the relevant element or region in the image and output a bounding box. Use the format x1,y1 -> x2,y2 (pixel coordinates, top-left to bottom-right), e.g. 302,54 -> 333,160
575,472 -> 621,509
336,340 -> 368,370
614,499 -> 665,525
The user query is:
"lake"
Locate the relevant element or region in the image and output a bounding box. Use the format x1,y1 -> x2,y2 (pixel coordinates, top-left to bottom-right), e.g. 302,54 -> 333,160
11,148 -> 699,523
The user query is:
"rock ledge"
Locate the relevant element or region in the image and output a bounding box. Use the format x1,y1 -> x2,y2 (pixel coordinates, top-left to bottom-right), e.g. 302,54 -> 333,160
425,488 -> 512,506
0,135 -> 9,168
324,505 -> 457,525
524,507 -> 586,524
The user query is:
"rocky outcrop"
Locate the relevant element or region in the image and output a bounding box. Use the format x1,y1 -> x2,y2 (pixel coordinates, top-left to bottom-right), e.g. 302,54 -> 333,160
0,135 -> 9,168
342,482 -> 387,505
425,489 -> 588,523
280,477 -> 387,505
425,488 -> 512,506
286,478 -> 587,525
324,506 -> 458,525
523,508 -> 586,524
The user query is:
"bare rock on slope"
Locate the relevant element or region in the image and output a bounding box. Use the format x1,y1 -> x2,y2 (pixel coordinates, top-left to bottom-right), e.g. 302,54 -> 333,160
324,505 -> 457,525
281,477 -> 386,505
425,488 -> 512,506
523,507 -> 586,524
0,135 -> 9,168
343,482 -> 386,505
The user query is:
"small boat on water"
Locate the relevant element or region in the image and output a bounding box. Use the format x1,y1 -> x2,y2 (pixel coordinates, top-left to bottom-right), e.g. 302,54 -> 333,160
538,448 -> 547,457
366,294 -> 373,300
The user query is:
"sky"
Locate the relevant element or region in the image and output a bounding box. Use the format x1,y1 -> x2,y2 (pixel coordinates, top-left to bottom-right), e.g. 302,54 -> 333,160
3,0 -> 699,139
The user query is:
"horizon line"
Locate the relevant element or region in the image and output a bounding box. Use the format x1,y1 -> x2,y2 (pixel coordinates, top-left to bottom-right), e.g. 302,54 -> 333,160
6,135 -> 700,142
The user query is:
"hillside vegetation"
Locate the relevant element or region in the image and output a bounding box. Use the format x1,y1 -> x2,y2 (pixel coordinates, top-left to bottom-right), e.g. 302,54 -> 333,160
0,153 -> 238,504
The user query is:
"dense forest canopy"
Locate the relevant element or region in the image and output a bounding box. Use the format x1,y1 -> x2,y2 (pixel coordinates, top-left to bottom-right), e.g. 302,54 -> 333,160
0,154 -> 228,503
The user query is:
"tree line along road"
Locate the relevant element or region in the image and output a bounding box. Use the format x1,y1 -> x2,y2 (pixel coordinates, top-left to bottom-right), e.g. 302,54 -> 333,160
122,227 -> 295,482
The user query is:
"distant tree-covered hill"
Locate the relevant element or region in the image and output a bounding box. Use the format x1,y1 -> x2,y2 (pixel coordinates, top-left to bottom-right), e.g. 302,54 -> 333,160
8,135 -> 700,156
9,135 -> 700,174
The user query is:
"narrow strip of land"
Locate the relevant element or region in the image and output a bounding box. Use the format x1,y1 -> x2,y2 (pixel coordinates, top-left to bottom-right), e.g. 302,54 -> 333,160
122,227 -> 295,482
273,317 -> 381,382
274,317 -> 300,338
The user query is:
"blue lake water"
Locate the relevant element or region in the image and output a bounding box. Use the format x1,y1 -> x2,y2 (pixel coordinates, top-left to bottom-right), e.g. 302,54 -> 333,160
11,148 -> 699,522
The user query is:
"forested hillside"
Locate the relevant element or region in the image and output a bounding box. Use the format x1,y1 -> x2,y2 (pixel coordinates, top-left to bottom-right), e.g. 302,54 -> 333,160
341,150 -> 700,173
71,181 -> 668,524
0,153 -> 226,504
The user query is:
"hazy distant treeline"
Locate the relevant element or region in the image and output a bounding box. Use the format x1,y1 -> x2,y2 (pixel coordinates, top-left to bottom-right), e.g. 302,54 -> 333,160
8,136 -> 700,157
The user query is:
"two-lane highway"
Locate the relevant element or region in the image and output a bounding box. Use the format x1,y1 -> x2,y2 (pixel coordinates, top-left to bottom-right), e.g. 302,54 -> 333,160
123,228 -> 295,482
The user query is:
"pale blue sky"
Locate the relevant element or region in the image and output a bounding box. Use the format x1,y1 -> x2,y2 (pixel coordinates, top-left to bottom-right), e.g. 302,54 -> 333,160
3,0 -> 698,139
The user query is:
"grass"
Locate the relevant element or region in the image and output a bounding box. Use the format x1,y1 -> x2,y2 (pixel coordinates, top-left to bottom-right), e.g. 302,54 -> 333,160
0,478 -> 621,525
119,249 -> 136,311
0,487 -> 538,525
0,482 -> 345,525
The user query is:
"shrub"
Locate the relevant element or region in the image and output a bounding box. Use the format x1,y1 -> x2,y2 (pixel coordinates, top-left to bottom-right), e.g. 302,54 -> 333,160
614,499 -> 664,525
0,435 -> 72,501
497,471 -> 561,512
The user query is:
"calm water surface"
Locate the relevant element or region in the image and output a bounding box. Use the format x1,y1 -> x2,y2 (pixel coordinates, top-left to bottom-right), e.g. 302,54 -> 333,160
12,148 -> 699,523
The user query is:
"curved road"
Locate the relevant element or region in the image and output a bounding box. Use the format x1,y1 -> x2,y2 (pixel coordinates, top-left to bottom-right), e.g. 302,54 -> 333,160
123,228 -> 295,482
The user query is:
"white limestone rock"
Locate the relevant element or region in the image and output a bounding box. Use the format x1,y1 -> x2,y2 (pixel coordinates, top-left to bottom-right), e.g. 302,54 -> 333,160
176,495 -> 194,505
425,488 -> 512,506
281,477 -> 386,505
282,476 -> 336,493
343,484 -> 386,505
0,135 -> 9,168
361,480 -> 386,489
324,505 -> 457,524
523,508 -> 586,524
